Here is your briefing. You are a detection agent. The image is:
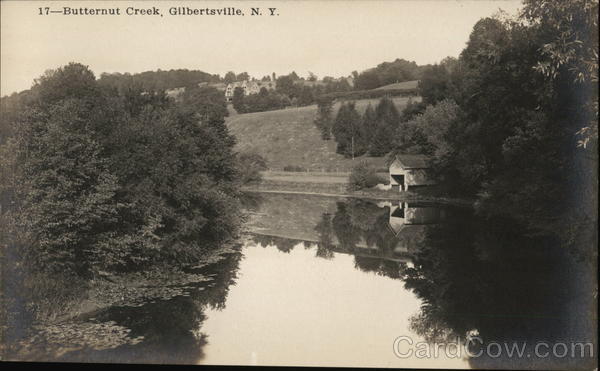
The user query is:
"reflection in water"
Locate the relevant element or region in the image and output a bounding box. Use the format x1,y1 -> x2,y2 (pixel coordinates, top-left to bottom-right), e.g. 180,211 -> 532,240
48,248 -> 244,364
16,193 -> 596,368
247,194 -> 596,369
252,199 -> 444,278
401,210 -> 597,369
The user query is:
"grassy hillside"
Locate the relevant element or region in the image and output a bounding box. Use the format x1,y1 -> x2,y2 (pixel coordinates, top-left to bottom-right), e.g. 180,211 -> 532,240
226,96 -> 414,171
374,80 -> 419,90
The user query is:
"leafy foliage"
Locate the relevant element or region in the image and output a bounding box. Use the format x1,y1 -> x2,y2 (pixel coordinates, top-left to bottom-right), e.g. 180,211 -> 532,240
235,152 -> 267,184
418,57 -> 458,105
233,88 -> 291,114
392,6 -> 597,247
98,69 -> 219,92
522,0 -> 598,149
347,161 -> 386,191
393,99 -> 460,158
180,85 -> 229,122
2,62 -> 243,278
354,59 -> 423,90
232,87 -> 245,112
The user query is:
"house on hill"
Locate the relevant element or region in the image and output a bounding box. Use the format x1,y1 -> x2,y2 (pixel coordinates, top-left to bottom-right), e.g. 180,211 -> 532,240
389,154 -> 435,192
225,80 -> 277,101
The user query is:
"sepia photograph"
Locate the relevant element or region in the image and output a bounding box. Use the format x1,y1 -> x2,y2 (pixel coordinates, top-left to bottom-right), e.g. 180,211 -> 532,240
0,0 -> 598,368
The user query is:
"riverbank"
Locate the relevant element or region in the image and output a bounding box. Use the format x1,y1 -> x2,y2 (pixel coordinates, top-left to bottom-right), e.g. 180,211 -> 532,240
244,173 -> 473,206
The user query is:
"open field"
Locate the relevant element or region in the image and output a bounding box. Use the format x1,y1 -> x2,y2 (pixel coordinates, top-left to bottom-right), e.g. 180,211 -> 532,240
374,80 -> 419,90
262,170 -> 349,184
261,170 -> 388,184
226,96 -> 415,171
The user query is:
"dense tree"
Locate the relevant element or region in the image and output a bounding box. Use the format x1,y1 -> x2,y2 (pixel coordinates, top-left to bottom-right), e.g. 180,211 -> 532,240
391,7 -> 597,251
347,161 -> 385,191
353,70 -> 381,90
233,89 -> 291,113
232,86 -> 245,112
98,69 -> 217,92
361,104 -> 377,145
16,104 -> 123,276
236,72 -> 250,82
445,16 -> 573,220
333,102 -> 367,158
321,78 -> 352,94
354,59 -> 423,90
399,98 -> 426,122
223,71 -> 237,84
369,97 -> 400,156
517,0 -> 598,258
314,97 -> 334,140
235,151 -> 267,184
418,61 -> 454,105
288,71 -> 300,81
0,92 -> 30,145
393,99 -> 460,158
180,85 -> 228,122
297,85 -> 315,106
2,63 -> 243,278
275,75 -> 298,99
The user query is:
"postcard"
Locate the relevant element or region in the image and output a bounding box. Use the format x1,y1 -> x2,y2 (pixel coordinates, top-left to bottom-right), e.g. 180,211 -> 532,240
1,0 -> 597,368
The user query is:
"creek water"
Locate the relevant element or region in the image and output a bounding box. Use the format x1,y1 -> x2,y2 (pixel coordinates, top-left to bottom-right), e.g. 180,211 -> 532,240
20,193 -> 597,368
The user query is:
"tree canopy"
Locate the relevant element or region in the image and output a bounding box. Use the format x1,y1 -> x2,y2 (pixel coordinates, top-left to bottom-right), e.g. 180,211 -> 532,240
1,62 -> 243,278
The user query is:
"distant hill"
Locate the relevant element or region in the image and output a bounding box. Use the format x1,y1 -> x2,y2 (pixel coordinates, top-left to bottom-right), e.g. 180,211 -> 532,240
374,80 -> 419,91
226,97 -> 414,172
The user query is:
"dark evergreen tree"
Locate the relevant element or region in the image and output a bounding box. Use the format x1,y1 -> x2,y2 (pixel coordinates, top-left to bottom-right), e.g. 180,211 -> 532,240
314,97 -> 334,140
369,97 -> 400,156
333,102 -> 367,158
361,104 -> 377,145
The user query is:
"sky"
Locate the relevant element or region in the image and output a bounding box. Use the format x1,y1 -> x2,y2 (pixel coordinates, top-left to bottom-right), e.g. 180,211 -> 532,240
1,0 -> 523,96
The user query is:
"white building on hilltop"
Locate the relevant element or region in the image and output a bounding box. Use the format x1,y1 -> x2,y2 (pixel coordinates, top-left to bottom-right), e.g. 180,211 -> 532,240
225,80 -> 277,101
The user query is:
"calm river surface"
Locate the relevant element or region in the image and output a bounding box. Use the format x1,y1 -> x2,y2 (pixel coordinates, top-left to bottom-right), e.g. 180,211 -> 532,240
24,193 -> 597,368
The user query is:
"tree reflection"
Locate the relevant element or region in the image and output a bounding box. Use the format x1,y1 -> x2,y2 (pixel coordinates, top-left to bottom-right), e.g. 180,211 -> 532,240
399,207 -> 596,368
316,198 -> 595,367
314,213 -> 335,259
332,202 -> 363,250
52,247 -> 244,364
315,199 -> 410,278
252,234 -> 300,254
246,194 -> 595,369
